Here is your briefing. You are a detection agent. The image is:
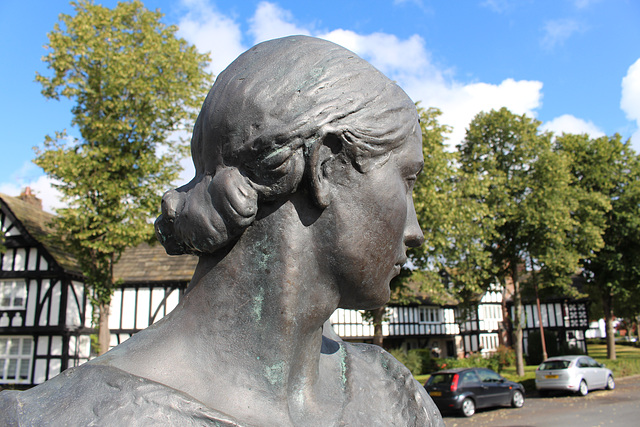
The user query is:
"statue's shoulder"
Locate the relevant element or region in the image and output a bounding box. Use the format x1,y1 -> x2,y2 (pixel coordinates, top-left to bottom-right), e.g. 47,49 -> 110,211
337,341 -> 444,427
0,364 -> 243,426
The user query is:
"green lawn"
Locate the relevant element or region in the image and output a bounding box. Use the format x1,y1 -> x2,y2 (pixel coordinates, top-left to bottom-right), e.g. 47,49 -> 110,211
589,342 -> 640,378
414,342 -> 640,393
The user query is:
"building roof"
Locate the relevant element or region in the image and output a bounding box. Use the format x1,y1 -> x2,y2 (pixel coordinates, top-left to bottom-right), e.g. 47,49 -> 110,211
0,193 -> 81,275
113,242 -> 198,284
1,192 -> 197,284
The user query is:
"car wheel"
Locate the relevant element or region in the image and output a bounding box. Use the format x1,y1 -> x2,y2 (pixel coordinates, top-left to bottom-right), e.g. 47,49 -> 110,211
605,375 -> 615,390
578,380 -> 589,396
461,398 -> 475,417
511,390 -> 525,408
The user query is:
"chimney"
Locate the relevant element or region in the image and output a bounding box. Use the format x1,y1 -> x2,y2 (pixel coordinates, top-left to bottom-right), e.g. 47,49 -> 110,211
18,187 -> 43,210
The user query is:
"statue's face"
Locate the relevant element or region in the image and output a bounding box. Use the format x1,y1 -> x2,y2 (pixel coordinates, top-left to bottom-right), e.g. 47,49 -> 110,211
328,126 -> 424,310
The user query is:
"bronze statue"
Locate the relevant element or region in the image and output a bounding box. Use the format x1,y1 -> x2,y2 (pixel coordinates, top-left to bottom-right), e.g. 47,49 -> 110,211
1,36 -> 443,426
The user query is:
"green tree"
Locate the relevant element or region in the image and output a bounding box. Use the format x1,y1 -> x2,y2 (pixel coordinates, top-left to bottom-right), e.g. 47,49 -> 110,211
403,106 -> 458,300
34,0 -> 211,354
458,108 -> 603,375
556,133 -> 640,359
408,106 -> 496,306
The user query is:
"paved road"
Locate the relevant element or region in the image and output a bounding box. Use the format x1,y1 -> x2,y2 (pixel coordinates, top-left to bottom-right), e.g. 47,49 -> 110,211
442,375 -> 640,427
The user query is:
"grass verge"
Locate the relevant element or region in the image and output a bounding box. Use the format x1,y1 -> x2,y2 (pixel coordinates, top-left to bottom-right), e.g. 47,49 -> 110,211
589,342 -> 640,379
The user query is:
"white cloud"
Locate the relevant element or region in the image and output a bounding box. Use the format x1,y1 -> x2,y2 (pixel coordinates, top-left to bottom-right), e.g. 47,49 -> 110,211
332,32 -> 544,148
621,58 -> 640,147
541,19 -> 584,49
541,114 -> 605,138
321,30 -> 430,78
248,1 -> 311,44
176,0 -> 246,75
406,78 -> 544,148
0,175 -> 64,214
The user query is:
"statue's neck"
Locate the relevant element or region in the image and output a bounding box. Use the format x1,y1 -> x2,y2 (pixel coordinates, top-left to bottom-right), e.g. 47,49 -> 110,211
167,200 -> 342,424
98,198 -> 344,425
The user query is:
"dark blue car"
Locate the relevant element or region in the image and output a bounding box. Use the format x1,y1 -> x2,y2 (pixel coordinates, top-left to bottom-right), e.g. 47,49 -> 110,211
424,367 -> 525,417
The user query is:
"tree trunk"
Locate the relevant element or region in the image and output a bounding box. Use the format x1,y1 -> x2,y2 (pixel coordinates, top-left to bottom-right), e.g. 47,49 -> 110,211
603,291 -> 616,360
98,301 -> 111,356
534,282 -> 548,362
513,278 -> 525,376
372,307 -> 385,347
499,279 -> 510,348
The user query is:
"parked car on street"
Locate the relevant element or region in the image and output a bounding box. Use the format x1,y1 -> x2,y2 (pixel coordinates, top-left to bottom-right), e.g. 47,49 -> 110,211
424,367 -> 525,417
535,355 -> 615,396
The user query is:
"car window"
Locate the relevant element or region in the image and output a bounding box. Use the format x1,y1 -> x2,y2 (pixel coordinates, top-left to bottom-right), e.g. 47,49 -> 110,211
539,360 -> 570,370
476,368 -> 501,383
459,371 -> 481,385
577,358 -> 590,368
586,357 -> 601,368
427,373 -> 453,386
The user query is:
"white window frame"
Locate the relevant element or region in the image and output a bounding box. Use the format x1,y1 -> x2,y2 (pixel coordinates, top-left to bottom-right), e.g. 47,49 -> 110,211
0,336 -> 33,383
418,307 -> 441,324
0,279 -> 27,309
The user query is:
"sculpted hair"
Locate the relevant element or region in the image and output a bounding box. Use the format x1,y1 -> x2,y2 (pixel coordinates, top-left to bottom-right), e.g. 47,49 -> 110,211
155,36 -> 419,255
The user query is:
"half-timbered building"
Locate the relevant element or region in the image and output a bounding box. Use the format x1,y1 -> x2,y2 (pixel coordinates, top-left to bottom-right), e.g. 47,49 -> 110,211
330,304 -> 461,358
509,297 -> 590,355
455,283 -> 505,355
0,192 -> 92,388
108,243 -> 197,348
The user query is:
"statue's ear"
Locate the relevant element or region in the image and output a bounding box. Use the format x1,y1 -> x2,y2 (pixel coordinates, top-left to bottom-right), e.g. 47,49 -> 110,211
308,134 -> 343,209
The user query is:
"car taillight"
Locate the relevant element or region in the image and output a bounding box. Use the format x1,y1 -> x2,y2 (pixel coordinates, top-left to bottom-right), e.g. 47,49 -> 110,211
450,374 -> 459,392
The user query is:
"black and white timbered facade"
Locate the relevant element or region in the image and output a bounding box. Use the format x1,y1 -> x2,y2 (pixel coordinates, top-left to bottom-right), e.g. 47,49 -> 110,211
107,243 -> 196,348
509,298 -> 590,355
330,305 -> 461,357
330,285 -> 505,358
0,193 -> 93,387
455,283 -> 505,355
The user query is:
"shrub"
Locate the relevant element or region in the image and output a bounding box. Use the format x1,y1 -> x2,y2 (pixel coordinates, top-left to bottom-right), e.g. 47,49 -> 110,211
434,352 -> 499,372
389,348 -> 423,376
412,348 -> 440,374
494,345 -> 515,372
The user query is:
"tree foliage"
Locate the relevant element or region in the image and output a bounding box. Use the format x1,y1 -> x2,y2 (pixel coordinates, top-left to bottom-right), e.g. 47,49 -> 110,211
556,133 -> 640,359
406,106 -> 495,305
34,0 -> 211,354
457,107 -> 604,374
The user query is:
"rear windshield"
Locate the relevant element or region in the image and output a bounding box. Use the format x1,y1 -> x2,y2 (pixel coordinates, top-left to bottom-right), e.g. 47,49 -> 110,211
426,373 -> 454,386
539,360 -> 571,370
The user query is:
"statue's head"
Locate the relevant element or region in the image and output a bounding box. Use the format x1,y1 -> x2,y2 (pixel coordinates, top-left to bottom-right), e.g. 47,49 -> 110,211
155,35 -> 421,259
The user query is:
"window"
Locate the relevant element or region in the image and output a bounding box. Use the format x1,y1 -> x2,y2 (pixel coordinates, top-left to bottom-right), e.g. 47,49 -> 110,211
539,359 -> 570,370
459,371 -> 481,385
419,307 -> 441,324
426,373 -> 454,386
477,368 -> 502,383
0,280 -> 26,309
0,336 -> 33,383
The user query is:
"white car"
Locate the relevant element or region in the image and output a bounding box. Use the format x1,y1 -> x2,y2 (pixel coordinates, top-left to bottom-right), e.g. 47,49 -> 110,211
535,355 -> 615,396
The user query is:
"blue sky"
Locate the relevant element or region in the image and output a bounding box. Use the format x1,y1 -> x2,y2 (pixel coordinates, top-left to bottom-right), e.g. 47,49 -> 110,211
1,0 -> 639,211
